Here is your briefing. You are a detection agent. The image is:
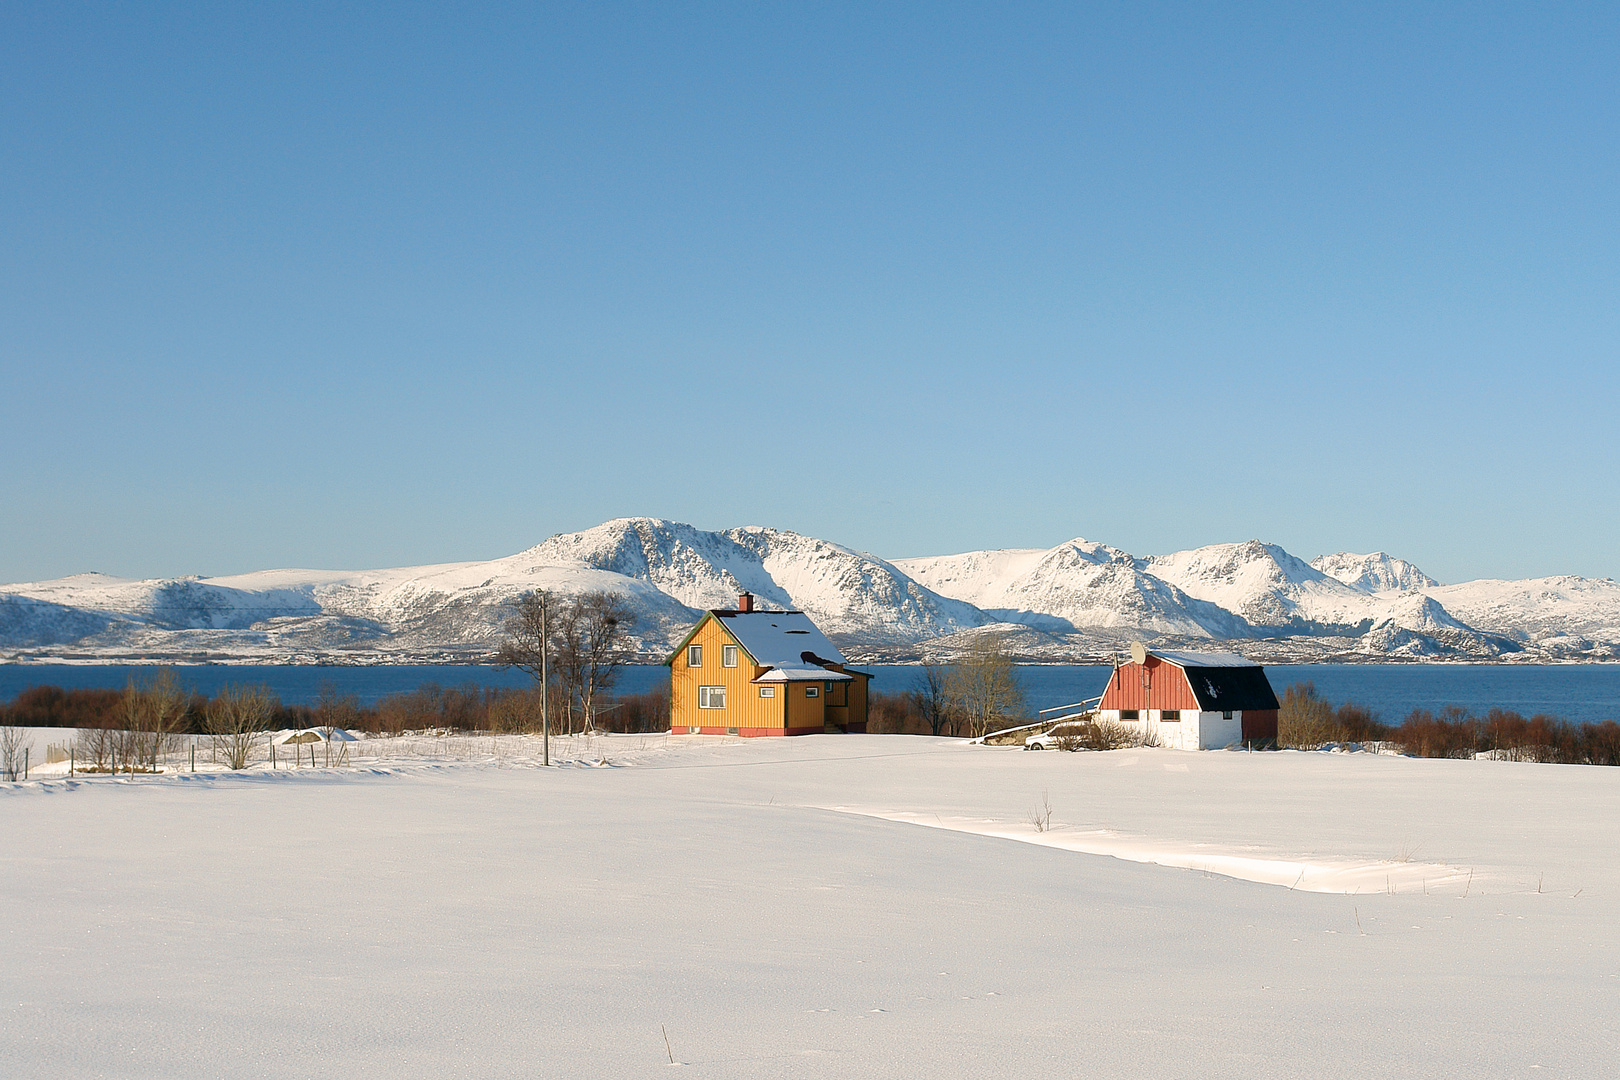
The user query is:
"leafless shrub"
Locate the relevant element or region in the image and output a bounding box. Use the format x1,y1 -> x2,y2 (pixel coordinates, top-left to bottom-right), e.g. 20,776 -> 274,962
207,684 -> 275,770
1279,682 -> 1338,747
75,727 -> 114,770
0,685 -> 124,728
314,681 -> 361,733
1087,719 -> 1143,751
1280,682 -> 1388,748
560,590 -> 639,733
944,635 -> 1026,738
1027,790 -> 1053,832
0,726 -> 27,780
914,662 -> 955,736
1050,722 -> 1093,752
602,688 -> 670,733
486,687 -> 537,734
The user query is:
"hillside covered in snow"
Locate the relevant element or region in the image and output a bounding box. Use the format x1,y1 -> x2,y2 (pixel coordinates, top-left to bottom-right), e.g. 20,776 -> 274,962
2,518 -> 1616,664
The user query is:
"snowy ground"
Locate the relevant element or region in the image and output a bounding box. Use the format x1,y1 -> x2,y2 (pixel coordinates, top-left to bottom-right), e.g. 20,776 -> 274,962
3,734 -> 1618,1078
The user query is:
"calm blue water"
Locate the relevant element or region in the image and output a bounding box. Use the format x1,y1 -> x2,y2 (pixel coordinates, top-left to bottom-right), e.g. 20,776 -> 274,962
3,663 -> 1618,724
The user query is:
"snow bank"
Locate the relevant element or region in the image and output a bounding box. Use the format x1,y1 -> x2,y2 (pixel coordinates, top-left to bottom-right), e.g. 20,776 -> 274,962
3,736 -> 1617,1078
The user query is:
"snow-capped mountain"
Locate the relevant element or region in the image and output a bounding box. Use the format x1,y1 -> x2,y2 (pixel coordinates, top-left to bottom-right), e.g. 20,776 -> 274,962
893,539 -> 1249,638
1311,552 -> 1439,593
524,519 -> 986,645
1144,540 -> 1388,635
1418,576 -> 1620,657
1,519 -> 1614,663
0,519 -> 983,663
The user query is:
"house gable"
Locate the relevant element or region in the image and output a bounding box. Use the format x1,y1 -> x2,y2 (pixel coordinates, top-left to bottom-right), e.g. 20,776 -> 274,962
1096,645 -> 1279,747
667,602 -> 870,736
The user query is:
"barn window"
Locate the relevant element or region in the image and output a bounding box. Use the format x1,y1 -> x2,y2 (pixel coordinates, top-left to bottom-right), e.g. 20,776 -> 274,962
1121,710 -> 1139,720
722,644 -> 738,667
758,686 -> 776,698
687,644 -> 703,667
805,686 -> 820,698
698,686 -> 726,709
1160,710 -> 1180,721
1222,710 -> 1234,720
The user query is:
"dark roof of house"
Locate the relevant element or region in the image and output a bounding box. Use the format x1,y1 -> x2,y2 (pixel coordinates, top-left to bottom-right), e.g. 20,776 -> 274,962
1177,663 -> 1280,712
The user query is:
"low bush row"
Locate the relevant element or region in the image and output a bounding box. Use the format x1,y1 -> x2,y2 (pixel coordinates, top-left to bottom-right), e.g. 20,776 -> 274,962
0,681 -> 671,736
1279,681 -> 1620,765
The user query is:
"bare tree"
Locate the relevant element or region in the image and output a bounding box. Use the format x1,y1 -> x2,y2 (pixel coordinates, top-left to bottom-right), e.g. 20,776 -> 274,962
945,634 -> 1025,738
0,725 -> 27,781
145,668 -> 188,770
313,681 -> 361,766
206,684 -> 274,770
496,590 -> 557,763
573,591 -> 638,733
548,591 -> 638,735
119,674 -> 151,767
548,597 -> 587,736
75,727 -> 115,772
913,661 -> 955,737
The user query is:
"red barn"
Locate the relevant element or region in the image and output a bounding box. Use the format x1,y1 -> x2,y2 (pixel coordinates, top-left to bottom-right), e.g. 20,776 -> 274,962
1096,644 -> 1280,750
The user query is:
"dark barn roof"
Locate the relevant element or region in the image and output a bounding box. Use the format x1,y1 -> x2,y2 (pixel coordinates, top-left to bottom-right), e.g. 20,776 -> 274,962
1178,663 -> 1280,712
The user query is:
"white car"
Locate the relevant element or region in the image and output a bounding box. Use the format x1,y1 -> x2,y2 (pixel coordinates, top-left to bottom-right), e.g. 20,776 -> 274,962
1024,723 -> 1090,750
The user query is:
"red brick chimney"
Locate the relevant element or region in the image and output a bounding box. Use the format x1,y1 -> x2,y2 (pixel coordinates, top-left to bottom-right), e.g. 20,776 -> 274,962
737,591 -> 754,613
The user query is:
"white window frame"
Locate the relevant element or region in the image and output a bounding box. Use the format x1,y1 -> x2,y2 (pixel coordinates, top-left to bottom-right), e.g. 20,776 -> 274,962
687,644 -> 702,667
722,644 -> 738,668
698,685 -> 726,709
758,686 -> 776,698
805,686 -> 820,698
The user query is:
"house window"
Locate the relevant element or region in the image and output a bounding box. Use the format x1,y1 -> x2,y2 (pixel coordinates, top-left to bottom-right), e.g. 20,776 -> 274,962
805,686 -> 820,698
1120,710 -> 1139,720
698,686 -> 726,709
1160,710 -> 1180,722
688,726 -> 700,734
1222,710 -> 1234,720
687,644 -> 702,667
758,686 -> 776,698
722,644 -> 738,667
726,726 -> 739,736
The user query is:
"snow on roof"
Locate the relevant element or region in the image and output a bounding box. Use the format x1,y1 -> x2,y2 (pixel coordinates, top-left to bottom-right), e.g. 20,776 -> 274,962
272,727 -> 359,745
1149,649 -> 1260,668
714,611 -> 848,668
753,665 -> 854,683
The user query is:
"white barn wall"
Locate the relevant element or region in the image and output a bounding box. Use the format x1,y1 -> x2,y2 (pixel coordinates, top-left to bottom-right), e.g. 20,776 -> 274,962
1094,710 -> 1247,751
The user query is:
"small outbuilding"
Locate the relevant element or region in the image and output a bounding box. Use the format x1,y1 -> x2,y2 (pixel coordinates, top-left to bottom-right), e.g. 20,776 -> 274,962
666,593 -> 871,736
271,726 -> 358,766
1096,643 -> 1279,750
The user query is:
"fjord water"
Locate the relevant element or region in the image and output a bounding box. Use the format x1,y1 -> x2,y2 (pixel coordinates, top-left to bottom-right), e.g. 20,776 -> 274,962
3,663 -> 1620,724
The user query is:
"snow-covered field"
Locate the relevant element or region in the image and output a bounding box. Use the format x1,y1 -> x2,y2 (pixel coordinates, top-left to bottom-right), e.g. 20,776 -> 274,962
4,734 -> 1617,1077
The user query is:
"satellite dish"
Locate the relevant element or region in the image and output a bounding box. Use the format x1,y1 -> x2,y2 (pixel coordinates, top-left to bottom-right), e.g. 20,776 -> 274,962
1129,641 -> 1148,666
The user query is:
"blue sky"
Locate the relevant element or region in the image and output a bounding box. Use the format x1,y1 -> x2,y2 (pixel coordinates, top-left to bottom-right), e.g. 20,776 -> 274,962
3,3 -> 1617,585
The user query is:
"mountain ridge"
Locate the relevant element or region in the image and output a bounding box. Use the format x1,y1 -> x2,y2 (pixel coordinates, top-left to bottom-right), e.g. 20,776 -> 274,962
1,518 -> 1614,664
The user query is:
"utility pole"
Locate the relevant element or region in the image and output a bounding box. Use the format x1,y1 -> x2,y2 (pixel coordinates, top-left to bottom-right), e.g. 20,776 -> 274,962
541,595 -> 550,767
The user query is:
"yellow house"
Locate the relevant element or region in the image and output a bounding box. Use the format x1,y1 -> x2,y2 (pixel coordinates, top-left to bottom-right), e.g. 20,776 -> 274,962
666,593 -> 871,736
